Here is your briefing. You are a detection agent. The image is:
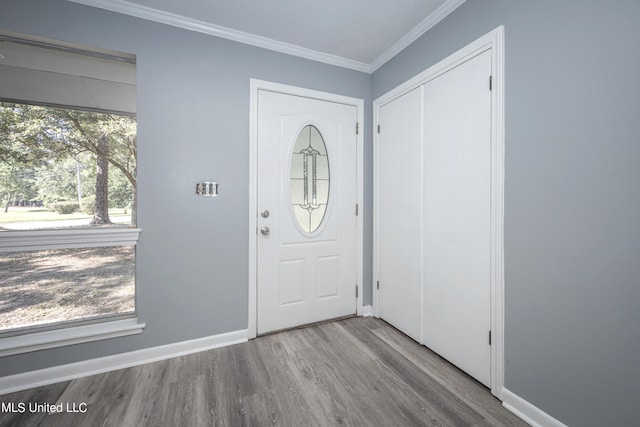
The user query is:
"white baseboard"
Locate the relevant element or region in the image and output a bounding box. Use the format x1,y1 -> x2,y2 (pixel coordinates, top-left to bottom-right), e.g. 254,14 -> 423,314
0,329 -> 248,395
502,388 -> 568,427
362,305 -> 373,317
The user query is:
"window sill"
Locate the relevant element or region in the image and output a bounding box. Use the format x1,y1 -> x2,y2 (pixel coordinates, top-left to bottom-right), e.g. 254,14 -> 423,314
0,318 -> 145,357
0,227 -> 141,252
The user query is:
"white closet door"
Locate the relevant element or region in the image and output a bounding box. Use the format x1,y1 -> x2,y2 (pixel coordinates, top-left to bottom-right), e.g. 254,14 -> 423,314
376,86 -> 422,342
423,49 -> 493,387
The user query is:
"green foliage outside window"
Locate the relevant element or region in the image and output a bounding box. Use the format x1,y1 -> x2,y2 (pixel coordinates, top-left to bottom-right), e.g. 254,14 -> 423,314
0,102 -> 137,226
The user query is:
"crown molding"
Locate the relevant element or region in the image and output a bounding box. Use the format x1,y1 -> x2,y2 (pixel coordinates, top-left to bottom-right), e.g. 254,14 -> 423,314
67,0 -> 371,73
67,0 -> 464,74
369,0 -> 466,72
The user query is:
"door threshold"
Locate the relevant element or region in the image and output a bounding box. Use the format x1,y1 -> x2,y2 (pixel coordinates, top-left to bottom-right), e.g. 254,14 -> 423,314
258,314 -> 357,337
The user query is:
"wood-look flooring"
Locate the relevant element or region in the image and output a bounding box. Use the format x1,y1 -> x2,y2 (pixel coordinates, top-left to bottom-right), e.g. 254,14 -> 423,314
0,317 -> 528,426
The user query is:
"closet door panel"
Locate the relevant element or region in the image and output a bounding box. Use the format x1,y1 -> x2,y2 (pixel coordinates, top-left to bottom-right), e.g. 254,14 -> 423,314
377,86 -> 422,342
423,50 -> 492,386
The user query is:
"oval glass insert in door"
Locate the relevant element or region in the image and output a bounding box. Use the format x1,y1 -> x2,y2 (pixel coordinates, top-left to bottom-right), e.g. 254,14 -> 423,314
290,125 -> 330,233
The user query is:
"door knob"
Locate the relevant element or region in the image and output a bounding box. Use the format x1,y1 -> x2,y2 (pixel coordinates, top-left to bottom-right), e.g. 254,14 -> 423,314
261,210 -> 270,218
260,226 -> 270,236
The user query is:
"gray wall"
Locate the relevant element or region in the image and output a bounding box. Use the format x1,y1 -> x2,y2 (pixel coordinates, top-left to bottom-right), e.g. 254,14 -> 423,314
373,1 -> 640,426
0,0 -> 372,375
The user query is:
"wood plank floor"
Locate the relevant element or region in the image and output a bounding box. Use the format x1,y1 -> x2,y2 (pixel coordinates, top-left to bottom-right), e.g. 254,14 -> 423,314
0,317 -> 528,426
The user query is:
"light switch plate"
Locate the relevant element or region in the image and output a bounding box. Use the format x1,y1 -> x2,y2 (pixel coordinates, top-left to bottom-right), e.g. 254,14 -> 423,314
195,182 -> 218,196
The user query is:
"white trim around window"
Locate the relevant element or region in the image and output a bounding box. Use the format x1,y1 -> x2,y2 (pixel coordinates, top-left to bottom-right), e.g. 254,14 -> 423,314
0,227 -> 141,252
0,318 -> 145,357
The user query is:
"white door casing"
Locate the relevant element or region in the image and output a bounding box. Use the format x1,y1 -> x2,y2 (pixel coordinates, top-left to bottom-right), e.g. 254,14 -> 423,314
249,80 -> 364,337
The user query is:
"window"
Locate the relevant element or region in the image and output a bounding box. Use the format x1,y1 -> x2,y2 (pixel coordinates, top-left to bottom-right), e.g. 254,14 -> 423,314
0,246 -> 135,331
0,102 -> 137,231
0,31 -> 142,351
290,125 -> 330,233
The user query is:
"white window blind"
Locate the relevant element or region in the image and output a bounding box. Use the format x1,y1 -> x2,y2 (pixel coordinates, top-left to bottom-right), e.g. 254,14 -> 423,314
0,31 -> 135,114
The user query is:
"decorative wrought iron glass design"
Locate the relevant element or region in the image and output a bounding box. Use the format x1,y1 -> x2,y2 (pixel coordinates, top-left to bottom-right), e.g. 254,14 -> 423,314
290,125 -> 330,233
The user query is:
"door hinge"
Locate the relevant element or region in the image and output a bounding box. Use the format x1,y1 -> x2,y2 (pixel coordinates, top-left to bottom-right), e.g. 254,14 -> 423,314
489,75 -> 493,91
376,280 -> 380,290
377,124 -> 380,134
355,204 -> 359,216
489,330 -> 492,345
356,122 -> 359,135
356,285 -> 359,298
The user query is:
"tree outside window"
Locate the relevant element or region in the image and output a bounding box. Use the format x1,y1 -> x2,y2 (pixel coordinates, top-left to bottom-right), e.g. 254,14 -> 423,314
0,102 -> 136,229
0,102 -> 137,332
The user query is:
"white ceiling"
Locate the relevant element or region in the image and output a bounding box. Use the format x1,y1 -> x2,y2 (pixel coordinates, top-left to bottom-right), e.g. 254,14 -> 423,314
68,0 -> 465,73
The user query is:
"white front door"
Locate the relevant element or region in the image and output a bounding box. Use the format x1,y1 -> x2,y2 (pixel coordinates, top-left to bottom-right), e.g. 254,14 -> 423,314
256,89 -> 357,335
